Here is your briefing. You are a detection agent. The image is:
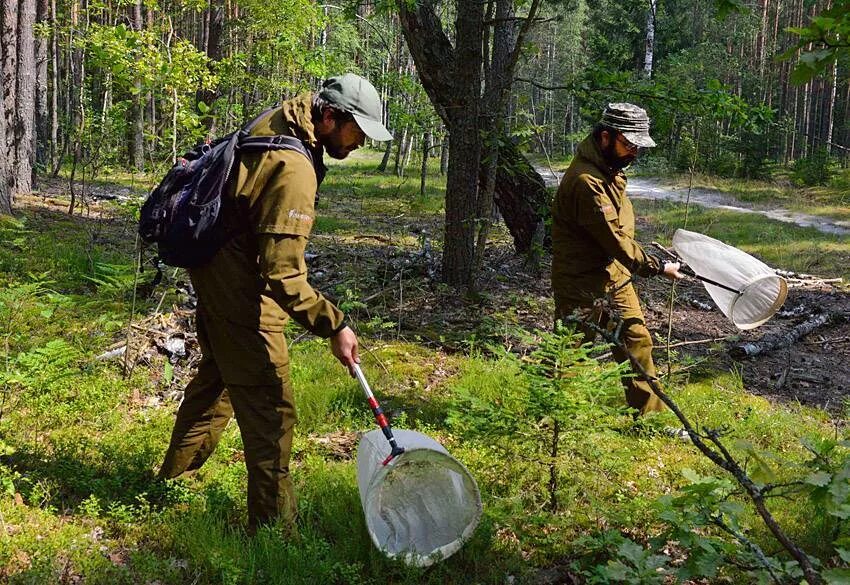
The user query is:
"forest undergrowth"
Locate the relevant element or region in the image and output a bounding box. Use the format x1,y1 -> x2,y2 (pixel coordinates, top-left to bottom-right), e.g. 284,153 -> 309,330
0,151 -> 848,584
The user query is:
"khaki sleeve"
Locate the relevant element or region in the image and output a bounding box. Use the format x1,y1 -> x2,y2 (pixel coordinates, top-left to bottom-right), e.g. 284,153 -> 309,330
257,233 -> 346,338
574,175 -> 662,277
240,150 -> 318,237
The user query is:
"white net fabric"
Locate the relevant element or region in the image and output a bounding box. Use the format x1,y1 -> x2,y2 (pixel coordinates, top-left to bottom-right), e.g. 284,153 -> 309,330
356,429 -> 482,567
672,229 -> 787,330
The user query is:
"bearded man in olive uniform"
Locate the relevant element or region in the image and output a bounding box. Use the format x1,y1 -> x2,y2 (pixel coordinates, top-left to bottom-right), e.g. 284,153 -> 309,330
551,103 -> 682,415
158,74 -> 393,532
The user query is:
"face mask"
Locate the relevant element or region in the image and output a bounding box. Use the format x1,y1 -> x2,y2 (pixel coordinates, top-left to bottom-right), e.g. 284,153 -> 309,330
602,140 -> 637,170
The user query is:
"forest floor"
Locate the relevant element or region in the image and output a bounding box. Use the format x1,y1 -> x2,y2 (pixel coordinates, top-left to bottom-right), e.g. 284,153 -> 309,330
1,152 -> 848,583
535,164 -> 849,414
33,155 -> 850,416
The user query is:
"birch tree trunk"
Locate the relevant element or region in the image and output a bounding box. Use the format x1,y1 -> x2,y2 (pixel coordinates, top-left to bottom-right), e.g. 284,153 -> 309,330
826,60 -> 837,154
643,0 -> 656,78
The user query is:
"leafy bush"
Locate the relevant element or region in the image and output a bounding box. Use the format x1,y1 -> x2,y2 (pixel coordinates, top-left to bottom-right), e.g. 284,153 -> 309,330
792,148 -> 837,186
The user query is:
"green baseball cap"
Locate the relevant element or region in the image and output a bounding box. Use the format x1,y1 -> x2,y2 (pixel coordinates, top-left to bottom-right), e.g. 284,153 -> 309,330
600,102 -> 656,148
319,73 -> 393,142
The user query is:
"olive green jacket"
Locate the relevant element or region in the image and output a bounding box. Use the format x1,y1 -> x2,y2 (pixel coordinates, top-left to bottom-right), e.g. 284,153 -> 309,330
551,135 -> 662,299
188,94 -> 345,383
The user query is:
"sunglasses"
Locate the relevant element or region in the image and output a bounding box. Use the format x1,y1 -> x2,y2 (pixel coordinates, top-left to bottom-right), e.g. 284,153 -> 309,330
616,133 -> 639,152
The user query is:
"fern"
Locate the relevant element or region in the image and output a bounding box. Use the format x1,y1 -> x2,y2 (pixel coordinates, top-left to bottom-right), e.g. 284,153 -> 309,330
1,339 -> 82,395
81,261 -> 137,295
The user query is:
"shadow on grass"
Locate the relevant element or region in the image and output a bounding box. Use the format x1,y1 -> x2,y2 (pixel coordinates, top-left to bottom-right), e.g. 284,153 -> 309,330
1,444 -> 183,514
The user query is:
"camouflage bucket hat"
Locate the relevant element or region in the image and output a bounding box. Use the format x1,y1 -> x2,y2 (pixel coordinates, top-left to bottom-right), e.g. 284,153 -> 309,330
600,103 -> 656,148
319,73 -> 393,142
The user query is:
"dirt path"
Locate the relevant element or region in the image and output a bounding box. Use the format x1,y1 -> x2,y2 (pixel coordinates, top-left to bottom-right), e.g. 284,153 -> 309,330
538,169 -> 850,236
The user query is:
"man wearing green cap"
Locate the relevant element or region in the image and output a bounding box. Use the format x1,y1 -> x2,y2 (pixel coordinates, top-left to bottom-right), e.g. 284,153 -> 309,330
158,73 -> 393,533
551,103 -> 683,415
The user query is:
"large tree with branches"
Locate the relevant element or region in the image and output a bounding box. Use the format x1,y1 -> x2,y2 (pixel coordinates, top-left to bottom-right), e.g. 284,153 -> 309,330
397,0 -> 547,287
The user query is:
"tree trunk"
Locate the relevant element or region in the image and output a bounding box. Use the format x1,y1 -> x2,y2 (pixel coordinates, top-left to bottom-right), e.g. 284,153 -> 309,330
826,60 -> 837,154
393,125 -> 407,177
49,0 -> 58,170
129,0 -> 144,170
68,0 -> 84,215
402,129 -> 414,170
14,0 -> 35,195
2,0 -> 17,180
492,139 -> 548,253
0,10 -> 10,215
397,0 -> 547,264
197,0 -> 223,134
377,138 -> 392,172
420,130 -> 430,198
440,132 -> 448,175
473,0 -> 514,281
35,0 -> 48,175
643,0 -> 656,78
442,0 -> 483,286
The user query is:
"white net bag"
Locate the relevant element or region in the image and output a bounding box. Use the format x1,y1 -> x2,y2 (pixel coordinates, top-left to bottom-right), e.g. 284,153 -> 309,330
356,429 -> 482,567
672,229 -> 787,330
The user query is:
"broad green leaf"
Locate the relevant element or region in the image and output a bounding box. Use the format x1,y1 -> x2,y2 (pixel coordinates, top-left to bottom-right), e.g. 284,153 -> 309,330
823,568 -> 850,585
805,471 -> 832,487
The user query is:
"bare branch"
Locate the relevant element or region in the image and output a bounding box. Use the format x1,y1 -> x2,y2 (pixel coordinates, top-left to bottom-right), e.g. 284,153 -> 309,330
561,312 -> 823,584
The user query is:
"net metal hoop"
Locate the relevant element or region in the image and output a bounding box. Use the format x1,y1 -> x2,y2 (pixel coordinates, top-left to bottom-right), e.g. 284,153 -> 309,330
728,273 -> 788,330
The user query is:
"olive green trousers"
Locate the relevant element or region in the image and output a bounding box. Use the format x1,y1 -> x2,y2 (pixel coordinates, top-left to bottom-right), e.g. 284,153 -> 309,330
159,327 -> 297,532
555,281 -> 665,415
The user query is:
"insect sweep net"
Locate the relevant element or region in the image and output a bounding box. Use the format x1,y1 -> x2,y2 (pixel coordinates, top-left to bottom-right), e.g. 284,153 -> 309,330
672,229 -> 787,330
356,429 -> 482,567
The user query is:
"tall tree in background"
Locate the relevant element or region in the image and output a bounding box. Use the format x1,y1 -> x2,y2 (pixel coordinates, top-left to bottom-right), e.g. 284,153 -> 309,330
643,0 -> 657,77
197,0 -> 224,134
398,0 -> 547,286
128,0 -> 144,171
35,0 -> 49,174
2,0 -> 16,193
14,0 -> 35,195
0,8 -> 9,216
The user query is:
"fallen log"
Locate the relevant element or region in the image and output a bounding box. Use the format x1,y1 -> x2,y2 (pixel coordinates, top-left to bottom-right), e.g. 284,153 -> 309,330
731,312 -> 835,358
683,296 -> 714,312
775,269 -> 843,286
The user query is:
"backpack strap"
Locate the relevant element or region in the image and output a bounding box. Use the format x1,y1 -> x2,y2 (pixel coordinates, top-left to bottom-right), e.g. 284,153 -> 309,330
238,134 -> 313,166
235,106 -> 326,184
241,106 -> 279,135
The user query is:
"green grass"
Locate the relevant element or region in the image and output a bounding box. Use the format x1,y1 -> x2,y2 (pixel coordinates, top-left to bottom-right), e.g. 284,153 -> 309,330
636,199 -> 850,280
0,156 -> 848,583
654,171 -> 850,224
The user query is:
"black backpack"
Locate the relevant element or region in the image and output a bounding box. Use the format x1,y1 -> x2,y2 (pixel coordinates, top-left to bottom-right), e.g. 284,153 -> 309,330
138,108 -> 314,268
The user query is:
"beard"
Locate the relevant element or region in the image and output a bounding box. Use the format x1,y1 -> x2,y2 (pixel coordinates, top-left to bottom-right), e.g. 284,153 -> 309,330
602,142 -> 637,170
324,140 -> 354,160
